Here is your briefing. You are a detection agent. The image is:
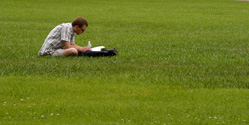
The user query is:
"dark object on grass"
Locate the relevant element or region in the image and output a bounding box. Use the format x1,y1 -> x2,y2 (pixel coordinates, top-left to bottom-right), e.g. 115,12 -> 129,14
78,48 -> 118,57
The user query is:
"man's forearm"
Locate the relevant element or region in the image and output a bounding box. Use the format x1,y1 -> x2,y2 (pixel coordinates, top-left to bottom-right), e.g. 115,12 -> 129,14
64,41 -> 91,52
72,44 -> 92,52
72,44 -> 83,51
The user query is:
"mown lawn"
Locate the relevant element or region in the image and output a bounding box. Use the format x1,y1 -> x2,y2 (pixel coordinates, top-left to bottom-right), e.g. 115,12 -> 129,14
0,0 -> 248,124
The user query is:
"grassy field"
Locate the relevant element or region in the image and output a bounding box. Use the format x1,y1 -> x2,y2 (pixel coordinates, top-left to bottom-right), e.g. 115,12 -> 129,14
0,0 -> 249,124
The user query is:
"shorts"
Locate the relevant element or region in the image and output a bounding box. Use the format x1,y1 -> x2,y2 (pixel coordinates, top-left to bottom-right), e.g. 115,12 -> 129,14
51,49 -> 64,56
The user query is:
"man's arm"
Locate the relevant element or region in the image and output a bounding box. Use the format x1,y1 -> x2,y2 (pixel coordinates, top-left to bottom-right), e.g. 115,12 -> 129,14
64,41 -> 91,52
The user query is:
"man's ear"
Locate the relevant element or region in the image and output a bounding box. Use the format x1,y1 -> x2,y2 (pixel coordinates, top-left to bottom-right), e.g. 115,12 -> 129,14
73,25 -> 79,31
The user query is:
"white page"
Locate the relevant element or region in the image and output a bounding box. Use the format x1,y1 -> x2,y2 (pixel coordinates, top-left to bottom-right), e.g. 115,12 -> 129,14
91,46 -> 105,51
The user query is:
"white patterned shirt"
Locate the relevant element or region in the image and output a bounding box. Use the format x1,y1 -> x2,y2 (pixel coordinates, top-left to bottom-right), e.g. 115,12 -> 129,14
38,23 -> 75,56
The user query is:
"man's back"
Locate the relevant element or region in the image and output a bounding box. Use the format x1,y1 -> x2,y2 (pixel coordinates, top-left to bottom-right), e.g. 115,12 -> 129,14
38,23 -> 75,56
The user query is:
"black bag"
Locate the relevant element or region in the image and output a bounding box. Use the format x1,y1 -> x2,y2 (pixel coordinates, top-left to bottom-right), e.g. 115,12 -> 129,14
78,48 -> 118,57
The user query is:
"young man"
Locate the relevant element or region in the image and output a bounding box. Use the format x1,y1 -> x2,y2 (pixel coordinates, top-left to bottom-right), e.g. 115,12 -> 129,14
38,17 -> 91,56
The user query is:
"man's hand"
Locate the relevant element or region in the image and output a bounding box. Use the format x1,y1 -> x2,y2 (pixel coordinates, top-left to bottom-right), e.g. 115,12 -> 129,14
80,47 -> 92,52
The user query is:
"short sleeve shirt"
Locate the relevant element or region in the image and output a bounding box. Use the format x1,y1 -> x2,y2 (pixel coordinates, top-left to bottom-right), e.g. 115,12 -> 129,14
38,23 -> 75,56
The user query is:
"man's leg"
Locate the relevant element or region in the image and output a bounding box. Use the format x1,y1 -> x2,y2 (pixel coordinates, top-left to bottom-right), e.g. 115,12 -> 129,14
51,48 -> 78,56
63,48 -> 78,56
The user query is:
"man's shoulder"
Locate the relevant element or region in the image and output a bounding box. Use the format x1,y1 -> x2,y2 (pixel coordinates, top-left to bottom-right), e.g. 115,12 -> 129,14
54,23 -> 71,29
61,23 -> 72,27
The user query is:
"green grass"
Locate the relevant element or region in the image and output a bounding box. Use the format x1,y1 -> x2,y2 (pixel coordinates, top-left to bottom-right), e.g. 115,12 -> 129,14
1,76 -> 249,124
0,0 -> 249,124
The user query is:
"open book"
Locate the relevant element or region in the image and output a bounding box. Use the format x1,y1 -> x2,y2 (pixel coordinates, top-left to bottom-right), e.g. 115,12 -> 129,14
91,46 -> 105,51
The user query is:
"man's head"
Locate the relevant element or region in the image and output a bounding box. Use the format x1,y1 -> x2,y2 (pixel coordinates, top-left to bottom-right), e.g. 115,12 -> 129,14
72,17 -> 88,35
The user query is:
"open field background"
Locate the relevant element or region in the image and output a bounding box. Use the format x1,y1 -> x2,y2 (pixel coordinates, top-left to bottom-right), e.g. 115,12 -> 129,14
0,0 -> 248,124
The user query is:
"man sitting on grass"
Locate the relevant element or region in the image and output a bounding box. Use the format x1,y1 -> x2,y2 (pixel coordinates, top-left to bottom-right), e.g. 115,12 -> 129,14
38,17 -> 92,56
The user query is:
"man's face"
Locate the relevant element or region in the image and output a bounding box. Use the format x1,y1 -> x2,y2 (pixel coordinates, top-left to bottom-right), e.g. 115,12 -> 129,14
75,25 -> 87,35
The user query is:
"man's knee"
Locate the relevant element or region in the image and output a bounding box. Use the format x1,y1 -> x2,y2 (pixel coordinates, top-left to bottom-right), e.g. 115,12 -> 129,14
69,48 -> 78,55
64,48 -> 78,56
